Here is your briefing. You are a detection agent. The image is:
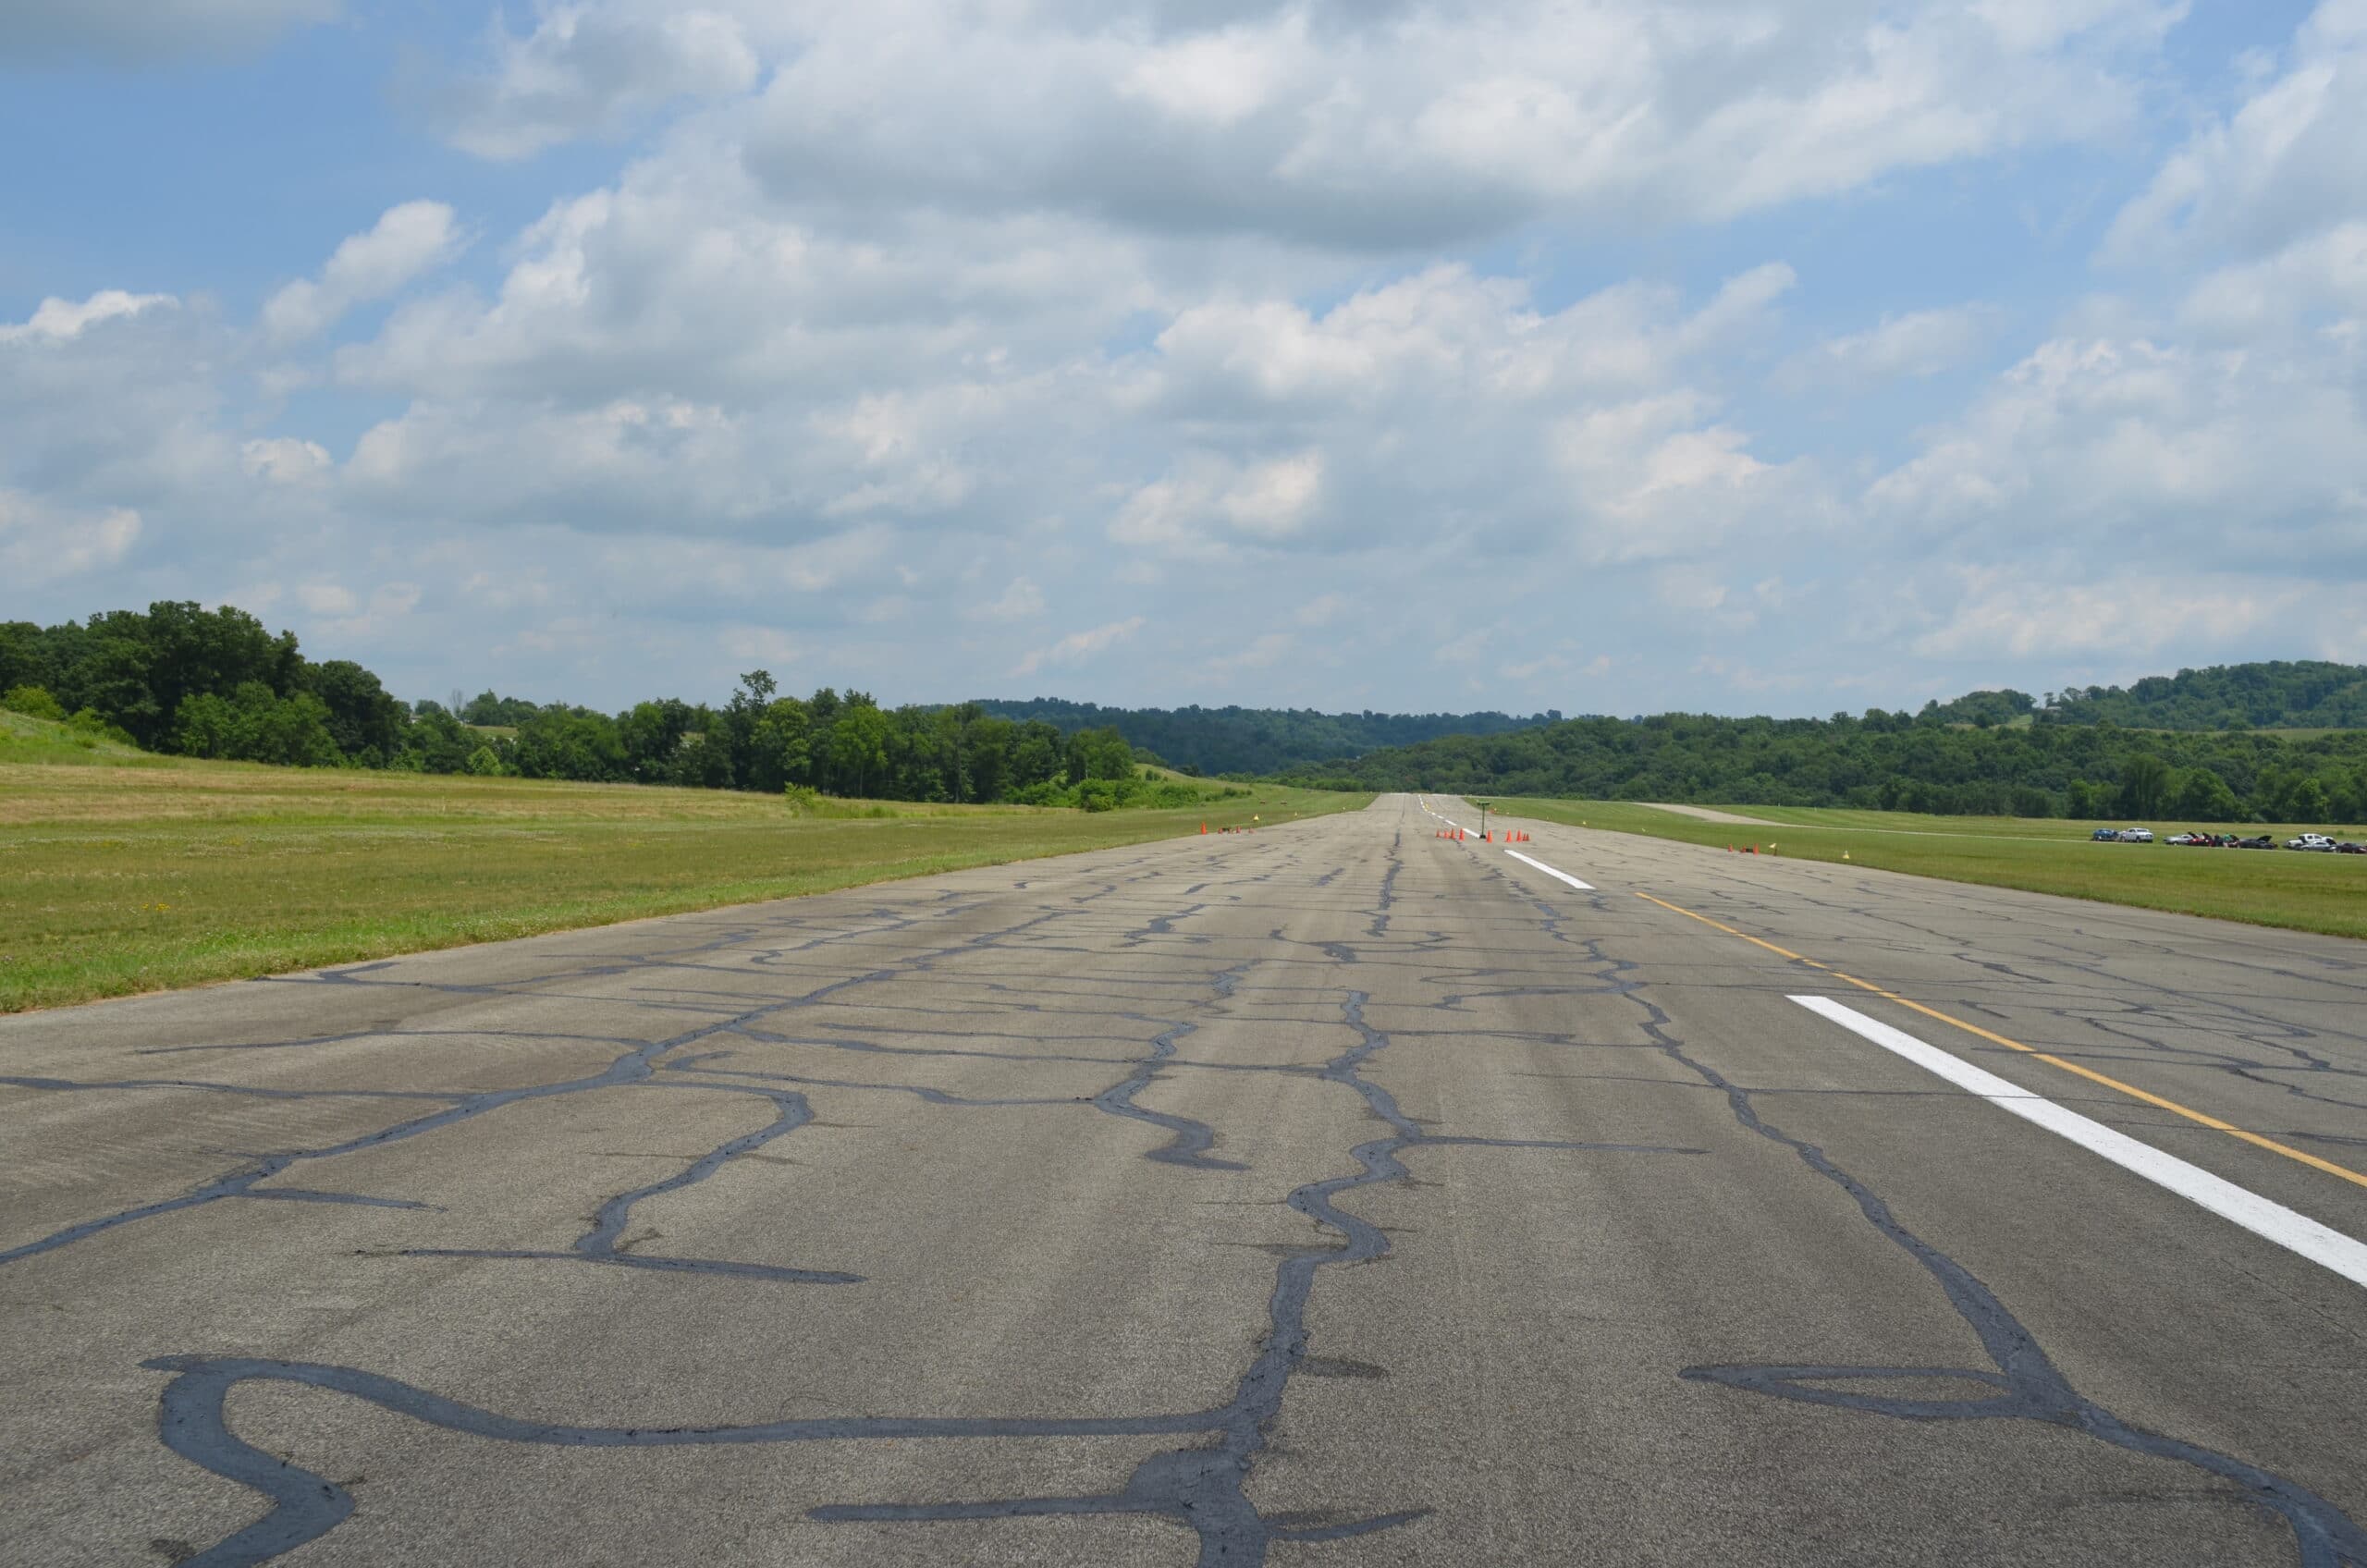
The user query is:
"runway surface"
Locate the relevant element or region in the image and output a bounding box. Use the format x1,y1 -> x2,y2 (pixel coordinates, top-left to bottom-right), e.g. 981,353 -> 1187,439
6,792 -> 2365,1566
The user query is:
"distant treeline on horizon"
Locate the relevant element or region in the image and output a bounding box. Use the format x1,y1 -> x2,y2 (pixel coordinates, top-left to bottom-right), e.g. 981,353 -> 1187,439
1286,712 -> 2367,826
0,603 -> 1153,807
967,697 -> 1561,776
6,603 -> 2366,822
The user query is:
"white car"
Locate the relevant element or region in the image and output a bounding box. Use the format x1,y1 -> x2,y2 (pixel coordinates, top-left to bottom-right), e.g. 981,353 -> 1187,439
2287,833 -> 2336,851
2117,827 -> 2153,842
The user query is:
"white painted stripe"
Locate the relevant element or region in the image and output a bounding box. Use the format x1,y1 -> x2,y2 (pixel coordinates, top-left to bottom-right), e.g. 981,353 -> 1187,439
1790,994 -> 2367,1290
1418,796 -> 1483,836
1505,849 -> 1593,891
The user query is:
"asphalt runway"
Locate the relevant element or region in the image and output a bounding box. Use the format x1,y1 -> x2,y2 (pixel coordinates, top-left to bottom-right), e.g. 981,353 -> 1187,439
6,793 -> 2365,1566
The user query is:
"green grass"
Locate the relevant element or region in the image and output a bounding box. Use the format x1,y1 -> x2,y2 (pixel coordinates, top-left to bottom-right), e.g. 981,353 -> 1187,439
0,742 -> 1366,1011
0,709 -> 178,767
1490,798 -> 2367,941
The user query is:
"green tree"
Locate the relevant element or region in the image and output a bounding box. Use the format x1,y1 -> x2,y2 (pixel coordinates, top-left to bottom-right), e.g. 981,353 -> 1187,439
303,659 -> 407,764
0,622 -> 41,693
2173,767 -> 2241,823
744,697 -> 813,792
619,699 -> 693,781
830,702 -> 891,796
401,708 -> 479,774
2009,785 -> 2055,818
1,684 -> 67,720
509,708 -> 628,781
1063,726 -> 1134,784
2116,753 -> 2171,817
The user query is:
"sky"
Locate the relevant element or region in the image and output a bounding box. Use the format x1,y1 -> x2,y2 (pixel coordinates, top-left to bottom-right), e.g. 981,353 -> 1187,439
3,0 -> 2363,717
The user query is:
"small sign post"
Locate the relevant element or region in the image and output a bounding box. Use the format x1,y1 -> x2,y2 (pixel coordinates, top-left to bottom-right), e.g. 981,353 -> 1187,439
1475,799 -> 1492,840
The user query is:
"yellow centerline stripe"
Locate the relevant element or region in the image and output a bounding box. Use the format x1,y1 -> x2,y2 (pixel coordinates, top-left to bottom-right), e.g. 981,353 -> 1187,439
1631,888 -> 2367,1193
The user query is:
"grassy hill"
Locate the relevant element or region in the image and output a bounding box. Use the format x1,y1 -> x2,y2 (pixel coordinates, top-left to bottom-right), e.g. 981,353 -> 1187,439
0,708 -> 172,767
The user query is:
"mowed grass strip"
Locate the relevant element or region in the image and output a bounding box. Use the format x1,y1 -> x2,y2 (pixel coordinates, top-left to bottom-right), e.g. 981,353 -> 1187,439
0,755 -> 1366,1012
1493,799 -> 2367,940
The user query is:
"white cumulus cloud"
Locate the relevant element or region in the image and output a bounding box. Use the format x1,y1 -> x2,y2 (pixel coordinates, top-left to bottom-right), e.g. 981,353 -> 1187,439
1012,617 -> 1147,679
0,492 -> 141,583
240,437 -> 333,484
1778,304 -> 2002,389
0,290 -> 175,343
430,3 -> 759,159
264,202 -> 462,345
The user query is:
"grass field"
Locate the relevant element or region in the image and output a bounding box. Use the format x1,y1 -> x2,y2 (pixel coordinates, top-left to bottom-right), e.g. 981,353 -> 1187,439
1489,798 -> 2367,940
0,715 -> 1367,1012
1,709 -> 176,768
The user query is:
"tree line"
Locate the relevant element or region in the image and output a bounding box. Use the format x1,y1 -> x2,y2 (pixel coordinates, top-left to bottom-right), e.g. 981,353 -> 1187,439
1910,662 -> 2367,731
0,603 -> 1195,808
971,697 -> 1559,776
14,602 -> 2365,823
2041,661 -> 2367,730
1284,709 -> 2367,825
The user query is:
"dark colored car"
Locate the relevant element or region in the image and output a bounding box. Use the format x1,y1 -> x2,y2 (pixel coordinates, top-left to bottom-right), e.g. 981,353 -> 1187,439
2338,841 -> 2365,854
2236,835 -> 2277,849
2091,827 -> 2119,841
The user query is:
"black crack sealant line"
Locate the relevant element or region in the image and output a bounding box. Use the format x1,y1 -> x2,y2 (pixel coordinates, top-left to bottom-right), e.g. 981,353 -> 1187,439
1672,1018 -> 2367,1568
1093,1015 -> 1246,1170
0,1041 -> 676,1268
1545,927 -> 2367,1567
399,1079 -> 863,1285
663,1049 -> 1085,1109
675,955 -> 1262,1171
1366,830 -> 1403,939
715,928 -> 1268,1165
140,990 -> 1704,1567
2,903 -> 1080,1272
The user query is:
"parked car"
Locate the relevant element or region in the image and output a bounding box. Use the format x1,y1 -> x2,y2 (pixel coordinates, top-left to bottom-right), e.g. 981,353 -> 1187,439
2338,841 -> 2366,854
2118,827 -> 2154,843
2287,833 -> 2336,851
2091,827 -> 2120,841
2235,835 -> 2277,849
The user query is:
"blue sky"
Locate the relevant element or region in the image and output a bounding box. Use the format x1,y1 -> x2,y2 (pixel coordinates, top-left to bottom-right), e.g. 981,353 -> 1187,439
5,0 -> 2362,717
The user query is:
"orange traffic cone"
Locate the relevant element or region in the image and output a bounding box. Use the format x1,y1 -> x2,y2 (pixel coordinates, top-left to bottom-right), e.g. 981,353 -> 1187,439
1200,823 -> 1208,834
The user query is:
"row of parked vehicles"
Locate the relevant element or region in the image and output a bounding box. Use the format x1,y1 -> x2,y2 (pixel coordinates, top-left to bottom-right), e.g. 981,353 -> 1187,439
2091,827 -> 2364,851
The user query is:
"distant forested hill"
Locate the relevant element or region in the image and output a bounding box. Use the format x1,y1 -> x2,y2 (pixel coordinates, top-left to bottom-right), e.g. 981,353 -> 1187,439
0,603 -> 1157,807
971,698 -> 1560,776
1286,711 -> 2367,824
2041,662 -> 2367,729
